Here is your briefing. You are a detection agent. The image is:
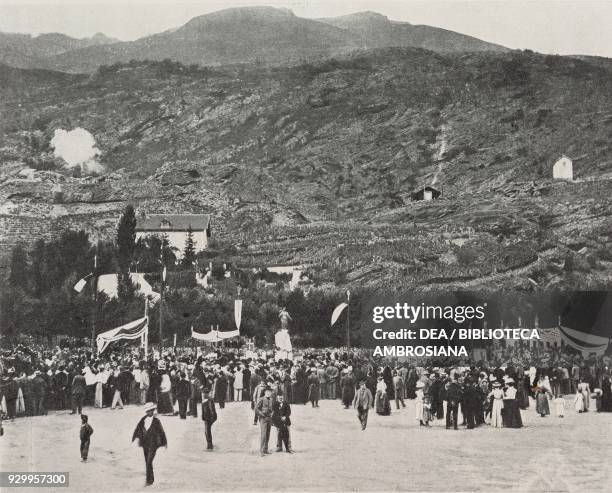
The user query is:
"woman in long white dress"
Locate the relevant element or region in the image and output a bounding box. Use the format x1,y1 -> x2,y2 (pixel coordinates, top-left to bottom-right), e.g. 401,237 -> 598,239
415,381 -> 430,426
487,382 -> 504,427
577,379 -> 591,412
94,367 -> 105,408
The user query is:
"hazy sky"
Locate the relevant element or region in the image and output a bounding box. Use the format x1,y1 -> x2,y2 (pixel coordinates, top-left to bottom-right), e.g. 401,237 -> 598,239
1,0 -> 611,57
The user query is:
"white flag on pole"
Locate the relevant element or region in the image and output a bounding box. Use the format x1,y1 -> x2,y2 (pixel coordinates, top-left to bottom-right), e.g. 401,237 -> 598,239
331,302 -> 348,326
234,299 -> 242,331
73,273 -> 93,293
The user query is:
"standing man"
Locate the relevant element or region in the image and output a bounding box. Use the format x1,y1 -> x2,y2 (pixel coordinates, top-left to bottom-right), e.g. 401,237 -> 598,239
273,393 -> 292,453
445,375 -> 462,430
393,370 -> 406,410
70,369 -> 87,415
326,362 -> 339,400
175,372 -> 191,419
132,402 -> 168,487
109,368 -> 124,410
54,366 -> 69,410
201,388 -> 217,451
234,365 -> 244,402
255,386 -> 274,456
214,370 -> 227,410
353,380 -> 373,430
252,379 -> 267,425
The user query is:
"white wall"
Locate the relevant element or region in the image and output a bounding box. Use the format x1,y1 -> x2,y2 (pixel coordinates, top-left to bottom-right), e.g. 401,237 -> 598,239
136,230 -> 208,256
553,157 -> 573,180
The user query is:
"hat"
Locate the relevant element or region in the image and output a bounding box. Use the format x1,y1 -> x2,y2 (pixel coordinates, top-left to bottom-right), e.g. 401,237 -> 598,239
492,381 -> 501,387
143,402 -> 157,413
416,381 -> 425,389
506,378 -> 515,384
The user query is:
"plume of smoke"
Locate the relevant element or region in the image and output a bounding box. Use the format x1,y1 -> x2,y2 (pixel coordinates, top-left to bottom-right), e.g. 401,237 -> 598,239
51,128 -> 104,174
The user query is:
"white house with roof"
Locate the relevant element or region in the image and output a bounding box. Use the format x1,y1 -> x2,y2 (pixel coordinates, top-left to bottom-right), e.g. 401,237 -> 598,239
553,155 -> 573,180
135,213 -> 211,255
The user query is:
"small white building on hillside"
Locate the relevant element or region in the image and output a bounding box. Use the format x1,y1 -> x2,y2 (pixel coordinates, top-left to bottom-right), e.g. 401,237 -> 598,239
135,213 -> 211,255
553,155 -> 573,180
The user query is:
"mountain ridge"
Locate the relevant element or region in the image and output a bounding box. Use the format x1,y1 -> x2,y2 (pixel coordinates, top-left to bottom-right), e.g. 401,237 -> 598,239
0,6 -> 508,73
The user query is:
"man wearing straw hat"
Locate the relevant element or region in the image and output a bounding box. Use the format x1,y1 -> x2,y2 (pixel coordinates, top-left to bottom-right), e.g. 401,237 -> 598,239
132,402 -> 168,486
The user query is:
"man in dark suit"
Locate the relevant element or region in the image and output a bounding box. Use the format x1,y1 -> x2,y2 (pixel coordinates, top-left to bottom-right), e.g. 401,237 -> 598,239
175,372 -> 191,419
201,388 -> 217,450
255,386 -> 274,456
71,369 -> 87,415
353,380 -> 373,430
272,393 -> 292,453
214,371 -> 227,409
445,376 -> 463,430
54,366 -> 68,410
252,380 -> 266,425
132,402 -> 167,486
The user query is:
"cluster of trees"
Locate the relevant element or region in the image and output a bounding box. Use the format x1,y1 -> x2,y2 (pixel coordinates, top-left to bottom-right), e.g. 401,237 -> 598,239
3,205 -> 602,349
0,206 -> 355,347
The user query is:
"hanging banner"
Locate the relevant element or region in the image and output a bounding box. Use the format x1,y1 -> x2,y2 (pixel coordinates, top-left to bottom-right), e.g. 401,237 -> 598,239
235,299 -> 242,331
331,302 -> 348,326
191,326 -> 220,342
96,316 -> 148,354
558,325 -> 610,356
217,329 -> 240,339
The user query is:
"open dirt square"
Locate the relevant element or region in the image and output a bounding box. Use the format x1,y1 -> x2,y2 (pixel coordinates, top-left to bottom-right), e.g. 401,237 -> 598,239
1,397 -> 611,492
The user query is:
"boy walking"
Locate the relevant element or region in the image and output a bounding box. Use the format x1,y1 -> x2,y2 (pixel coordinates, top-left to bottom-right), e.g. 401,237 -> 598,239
79,414 -> 94,462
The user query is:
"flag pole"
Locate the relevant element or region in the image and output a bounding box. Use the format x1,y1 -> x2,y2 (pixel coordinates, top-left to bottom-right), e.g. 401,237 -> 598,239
144,297 -> 149,357
91,253 -> 98,355
346,290 -> 351,348
159,256 -> 165,357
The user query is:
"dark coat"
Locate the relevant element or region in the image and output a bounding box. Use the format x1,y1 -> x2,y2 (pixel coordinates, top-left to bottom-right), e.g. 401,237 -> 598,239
214,375 -> 227,403
80,423 -> 94,440
32,375 -> 47,397
71,374 -> 87,396
175,379 -> 191,400
341,375 -> 355,401
272,401 -> 291,427
201,399 -> 217,423
132,416 -> 167,450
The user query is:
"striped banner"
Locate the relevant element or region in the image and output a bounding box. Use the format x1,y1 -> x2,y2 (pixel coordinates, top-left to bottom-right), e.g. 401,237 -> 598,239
558,325 -> 610,356
96,316 -> 148,354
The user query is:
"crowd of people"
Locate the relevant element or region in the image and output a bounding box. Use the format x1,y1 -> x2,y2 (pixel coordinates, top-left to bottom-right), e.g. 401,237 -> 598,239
2,342 -> 612,486
2,342 -> 612,422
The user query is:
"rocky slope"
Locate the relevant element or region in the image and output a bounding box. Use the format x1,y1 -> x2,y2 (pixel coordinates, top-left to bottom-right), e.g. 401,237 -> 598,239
1,48 -> 612,290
